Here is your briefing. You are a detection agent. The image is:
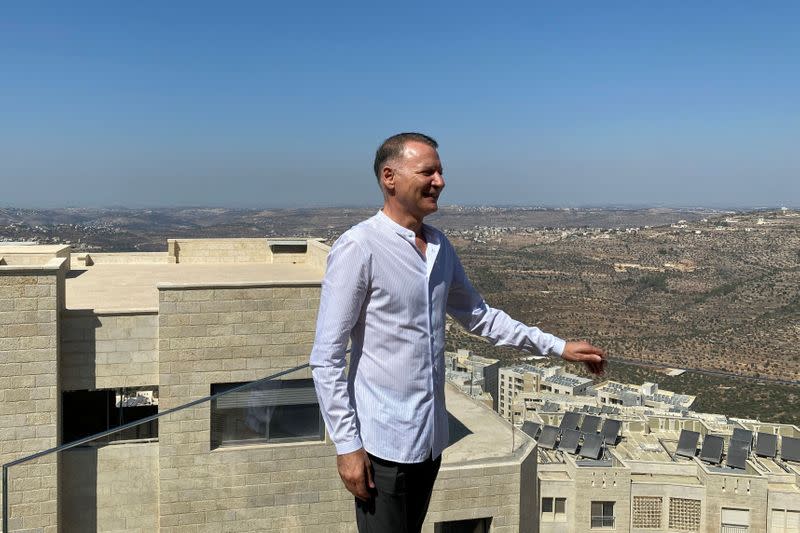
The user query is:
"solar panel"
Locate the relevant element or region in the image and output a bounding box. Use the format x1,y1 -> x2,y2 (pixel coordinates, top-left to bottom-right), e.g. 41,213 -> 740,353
676,430 -> 700,458
781,436 -> 800,463
601,419 -> 622,446
726,439 -> 749,470
521,421 -> 541,440
580,415 -> 602,434
560,411 -> 581,431
538,425 -> 560,450
579,433 -> 603,460
699,435 -> 724,465
755,432 -> 777,458
558,429 -> 581,454
732,428 -> 753,448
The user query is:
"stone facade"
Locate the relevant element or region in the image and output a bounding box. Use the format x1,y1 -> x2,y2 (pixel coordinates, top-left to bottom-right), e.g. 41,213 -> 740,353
1,257 -> 66,533
61,442 -> 159,532
60,311 -> 159,390
1,240 -> 543,532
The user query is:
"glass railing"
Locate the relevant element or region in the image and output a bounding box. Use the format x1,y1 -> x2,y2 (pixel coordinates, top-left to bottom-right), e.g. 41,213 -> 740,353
2,363 -> 319,532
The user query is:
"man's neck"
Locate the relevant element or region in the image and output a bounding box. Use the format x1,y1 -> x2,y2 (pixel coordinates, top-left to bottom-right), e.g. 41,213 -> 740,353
382,203 -> 424,237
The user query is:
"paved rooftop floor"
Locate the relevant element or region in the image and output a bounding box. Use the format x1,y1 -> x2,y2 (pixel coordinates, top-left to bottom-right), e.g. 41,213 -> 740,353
443,383 -> 530,464
65,263 -> 324,311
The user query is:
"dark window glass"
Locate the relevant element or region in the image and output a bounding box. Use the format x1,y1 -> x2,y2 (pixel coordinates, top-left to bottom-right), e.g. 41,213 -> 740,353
434,518 -> 491,533
62,388 -> 158,444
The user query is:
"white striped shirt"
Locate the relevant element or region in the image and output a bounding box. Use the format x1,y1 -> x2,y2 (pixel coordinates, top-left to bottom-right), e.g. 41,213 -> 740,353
310,210 -> 565,463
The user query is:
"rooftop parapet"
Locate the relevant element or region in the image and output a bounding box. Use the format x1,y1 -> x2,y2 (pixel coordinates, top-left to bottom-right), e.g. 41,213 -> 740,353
63,238 -> 329,312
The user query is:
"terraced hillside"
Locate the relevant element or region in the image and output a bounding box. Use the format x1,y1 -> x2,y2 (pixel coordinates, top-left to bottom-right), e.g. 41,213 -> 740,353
453,210 -> 800,382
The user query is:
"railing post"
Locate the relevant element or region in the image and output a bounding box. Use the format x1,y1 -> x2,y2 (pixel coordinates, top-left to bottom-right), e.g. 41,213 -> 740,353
3,463 -> 8,533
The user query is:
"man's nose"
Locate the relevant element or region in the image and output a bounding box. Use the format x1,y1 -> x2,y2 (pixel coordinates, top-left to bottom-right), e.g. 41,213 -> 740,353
432,172 -> 445,188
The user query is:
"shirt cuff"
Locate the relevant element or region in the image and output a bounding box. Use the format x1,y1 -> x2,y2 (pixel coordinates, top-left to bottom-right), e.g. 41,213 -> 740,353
334,436 -> 363,455
550,337 -> 567,357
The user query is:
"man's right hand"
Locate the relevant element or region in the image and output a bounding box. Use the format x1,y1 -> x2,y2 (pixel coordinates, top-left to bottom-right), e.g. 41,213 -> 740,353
337,448 -> 375,501
561,340 -> 607,375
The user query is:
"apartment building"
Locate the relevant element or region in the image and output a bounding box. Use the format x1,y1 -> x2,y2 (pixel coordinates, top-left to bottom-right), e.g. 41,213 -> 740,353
595,380 -> 696,412
444,349 -> 499,409
524,404 -> 800,533
498,364 -> 592,421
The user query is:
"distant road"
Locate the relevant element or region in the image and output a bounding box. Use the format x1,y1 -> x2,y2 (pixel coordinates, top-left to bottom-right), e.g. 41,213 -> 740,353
609,355 -> 800,387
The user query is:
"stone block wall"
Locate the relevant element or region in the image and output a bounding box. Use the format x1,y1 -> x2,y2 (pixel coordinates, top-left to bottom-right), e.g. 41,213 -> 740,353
168,239 -> 269,264
698,467 -> 768,533
78,252 -> 169,266
60,442 -> 159,532
60,311 -> 159,390
573,465 -> 633,532
629,481 -> 705,532
155,282 -> 362,532
425,452 -> 535,533
0,261 -> 65,533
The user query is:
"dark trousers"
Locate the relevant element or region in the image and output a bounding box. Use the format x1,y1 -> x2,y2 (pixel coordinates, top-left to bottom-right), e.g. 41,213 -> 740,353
355,452 -> 442,533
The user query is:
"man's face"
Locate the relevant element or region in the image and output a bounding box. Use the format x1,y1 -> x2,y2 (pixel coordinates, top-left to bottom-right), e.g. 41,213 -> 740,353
387,141 -> 445,219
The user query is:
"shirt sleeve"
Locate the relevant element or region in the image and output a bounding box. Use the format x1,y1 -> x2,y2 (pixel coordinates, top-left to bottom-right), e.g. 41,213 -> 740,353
445,243 -> 566,357
309,233 -> 369,455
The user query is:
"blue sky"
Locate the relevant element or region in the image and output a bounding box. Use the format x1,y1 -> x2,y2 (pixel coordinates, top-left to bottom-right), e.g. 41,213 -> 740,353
2,1 -> 798,208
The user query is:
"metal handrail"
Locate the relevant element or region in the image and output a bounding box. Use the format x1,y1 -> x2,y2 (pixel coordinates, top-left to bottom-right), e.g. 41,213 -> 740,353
2,362 -> 311,532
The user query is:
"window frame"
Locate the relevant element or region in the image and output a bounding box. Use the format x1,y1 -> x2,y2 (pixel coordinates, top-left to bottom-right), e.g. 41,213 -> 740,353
591,501 -> 615,529
210,378 -> 324,449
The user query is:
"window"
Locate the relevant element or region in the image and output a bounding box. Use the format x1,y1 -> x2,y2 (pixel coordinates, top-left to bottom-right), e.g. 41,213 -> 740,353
633,496 -> 662,528
771,509 -> 800,533
62,387 -> 158,444
541,497 -> 566,522
721,508 -> 750,533
434,518 -> 491,533
210,378 -> 324,449
269,242 -> 307,254
669,498 -> 701,531
591,501 -> 615,529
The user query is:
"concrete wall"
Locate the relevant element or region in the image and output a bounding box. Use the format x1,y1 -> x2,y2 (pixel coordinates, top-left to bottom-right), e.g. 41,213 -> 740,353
0,261 -> 65,533
168,238 -> 269,264
307,240 -> 330,271
60,311 -> 159,390
60,442 -> 159,532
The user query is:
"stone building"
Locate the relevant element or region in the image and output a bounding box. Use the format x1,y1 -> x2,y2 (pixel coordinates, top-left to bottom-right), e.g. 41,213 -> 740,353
498,364 -> 592,422
1,240 -> 538,532
525,406 -> 800,532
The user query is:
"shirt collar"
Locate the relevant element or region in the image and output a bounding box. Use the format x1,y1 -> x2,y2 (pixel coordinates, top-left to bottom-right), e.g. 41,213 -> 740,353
374,209 -> 440,245
375,209 -> 417,241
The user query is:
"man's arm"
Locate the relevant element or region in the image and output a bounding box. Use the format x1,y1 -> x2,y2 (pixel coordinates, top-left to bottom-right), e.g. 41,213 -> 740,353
309,235 -> 374,500
446,248 -> 605,374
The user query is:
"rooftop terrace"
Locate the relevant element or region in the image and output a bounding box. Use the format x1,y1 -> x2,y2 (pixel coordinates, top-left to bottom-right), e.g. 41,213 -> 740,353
66,263 -> 323,311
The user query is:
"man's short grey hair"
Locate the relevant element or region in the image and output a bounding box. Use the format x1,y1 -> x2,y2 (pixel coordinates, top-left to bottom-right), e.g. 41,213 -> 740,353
373,132 -> 438,184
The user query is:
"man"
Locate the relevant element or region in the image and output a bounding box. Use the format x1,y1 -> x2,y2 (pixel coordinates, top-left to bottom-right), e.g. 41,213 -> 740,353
310,132 -> 605,532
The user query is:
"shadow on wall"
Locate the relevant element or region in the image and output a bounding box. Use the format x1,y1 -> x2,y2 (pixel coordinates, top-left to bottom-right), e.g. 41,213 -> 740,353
60,447 -> 98,532
60,312 -> 100,391
447,410 -> 473,447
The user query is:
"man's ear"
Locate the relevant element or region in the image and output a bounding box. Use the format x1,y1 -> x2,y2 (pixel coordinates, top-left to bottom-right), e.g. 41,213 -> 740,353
381,166 -> 395,193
